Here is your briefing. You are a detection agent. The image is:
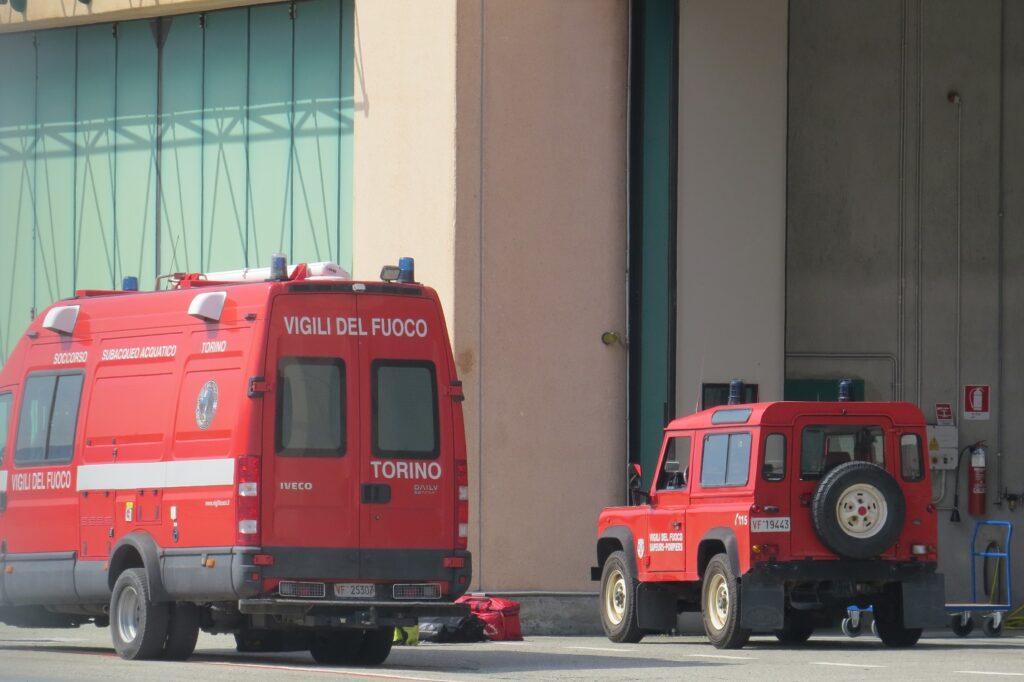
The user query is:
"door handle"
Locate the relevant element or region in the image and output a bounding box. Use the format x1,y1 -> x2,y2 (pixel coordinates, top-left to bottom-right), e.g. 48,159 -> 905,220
671,521 -> 682,530
361,484 -> 391,504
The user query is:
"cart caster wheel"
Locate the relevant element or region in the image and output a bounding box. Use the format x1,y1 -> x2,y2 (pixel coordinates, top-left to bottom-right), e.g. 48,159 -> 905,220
982,617 -> 1003,638
841,617 -> 863,638
871,620 -> 878,638
951,614 -> 975,637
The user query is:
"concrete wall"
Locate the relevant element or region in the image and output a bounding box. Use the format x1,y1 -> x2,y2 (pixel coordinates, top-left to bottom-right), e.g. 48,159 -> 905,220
349,0 -> 457,323
676,0 -> 788,413
787,0 -> 1020,602
454,0 -> 628,592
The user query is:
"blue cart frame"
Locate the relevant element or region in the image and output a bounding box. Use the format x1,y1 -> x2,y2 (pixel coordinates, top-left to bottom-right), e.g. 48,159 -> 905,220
945,520 -> 1013,637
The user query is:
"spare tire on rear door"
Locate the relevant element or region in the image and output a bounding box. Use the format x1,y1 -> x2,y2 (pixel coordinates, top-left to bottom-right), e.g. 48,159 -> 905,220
811,461 -> 905,559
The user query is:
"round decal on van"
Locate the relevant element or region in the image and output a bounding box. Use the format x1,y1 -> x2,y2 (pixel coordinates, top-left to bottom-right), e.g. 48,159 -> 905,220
195,380 -> 219,430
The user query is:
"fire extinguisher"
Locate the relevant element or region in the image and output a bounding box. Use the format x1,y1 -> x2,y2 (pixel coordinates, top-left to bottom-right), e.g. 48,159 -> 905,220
968,442 -> 987,516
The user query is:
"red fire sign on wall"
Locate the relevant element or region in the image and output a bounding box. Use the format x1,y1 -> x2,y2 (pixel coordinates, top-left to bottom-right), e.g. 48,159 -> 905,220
963,385 -> 990,421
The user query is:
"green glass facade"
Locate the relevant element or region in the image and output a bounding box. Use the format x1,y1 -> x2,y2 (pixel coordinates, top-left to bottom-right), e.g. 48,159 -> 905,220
0,0 -> 354,363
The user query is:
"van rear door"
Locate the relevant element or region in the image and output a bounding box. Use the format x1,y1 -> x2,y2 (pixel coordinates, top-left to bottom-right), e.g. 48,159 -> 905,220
356,294 -> 455,560
262,294 -> 361,573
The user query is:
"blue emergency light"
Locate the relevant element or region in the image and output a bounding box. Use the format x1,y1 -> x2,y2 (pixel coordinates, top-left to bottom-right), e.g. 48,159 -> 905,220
838,379 -> 853,402
270,253 -> 288,281
122,276 -> 139,291
398,257 -> 415,284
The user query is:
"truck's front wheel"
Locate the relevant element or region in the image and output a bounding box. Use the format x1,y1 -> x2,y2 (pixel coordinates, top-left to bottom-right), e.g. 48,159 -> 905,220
600,550 -> 643,643
701,554 -> 750,649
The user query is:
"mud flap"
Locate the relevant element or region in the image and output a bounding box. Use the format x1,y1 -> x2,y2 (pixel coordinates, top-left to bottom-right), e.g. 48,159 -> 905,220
740,578 -> 784,630
636,584 -> 676,631
900,573 -> 946,629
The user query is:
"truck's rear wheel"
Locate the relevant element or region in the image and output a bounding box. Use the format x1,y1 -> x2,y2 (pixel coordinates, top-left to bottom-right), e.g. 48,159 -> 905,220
110,568 -> 169,660
599,550 -> 643,643
701,553 -> 750,649
162,602 -> 200,660
873,585 -> 921,648
774,611 -> 814,644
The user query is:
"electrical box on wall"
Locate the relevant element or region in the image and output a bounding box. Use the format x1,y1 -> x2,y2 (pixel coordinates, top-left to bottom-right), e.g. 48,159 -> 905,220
926,424 -> 958,470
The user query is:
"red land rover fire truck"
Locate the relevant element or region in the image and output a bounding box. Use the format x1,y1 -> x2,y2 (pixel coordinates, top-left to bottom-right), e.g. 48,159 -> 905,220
0,257 -> 471,664
593,384 -> 946,649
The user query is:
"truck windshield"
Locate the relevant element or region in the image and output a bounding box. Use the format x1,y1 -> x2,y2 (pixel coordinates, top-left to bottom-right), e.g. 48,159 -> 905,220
801,424 -> 884,479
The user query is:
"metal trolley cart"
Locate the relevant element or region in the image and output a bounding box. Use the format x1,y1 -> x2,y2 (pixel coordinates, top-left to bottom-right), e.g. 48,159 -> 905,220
946,520 -> 1013,637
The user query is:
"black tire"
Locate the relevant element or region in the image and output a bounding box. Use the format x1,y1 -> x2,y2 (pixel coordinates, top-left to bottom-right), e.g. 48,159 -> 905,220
599,550 -> 644,643
873,587 -> 921,648
701,553 -> 750,649
950,614 -> 974,637
110,568 -> 170,660
983,616 -> 1003,637
236,629 -> 284,652
774,611 -> 814,644
310,630 -> 362,665
355,628 -> 394,666
811,461 -> 905,559
163,602 -> 200,660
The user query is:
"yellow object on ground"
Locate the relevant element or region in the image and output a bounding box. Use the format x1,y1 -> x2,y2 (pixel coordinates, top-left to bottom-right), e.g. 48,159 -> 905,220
394,625 -> 419,645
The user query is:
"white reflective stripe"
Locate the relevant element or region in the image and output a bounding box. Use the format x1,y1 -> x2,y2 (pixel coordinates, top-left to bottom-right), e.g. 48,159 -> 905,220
76,458 -> 235,492
0,470 -> 7,491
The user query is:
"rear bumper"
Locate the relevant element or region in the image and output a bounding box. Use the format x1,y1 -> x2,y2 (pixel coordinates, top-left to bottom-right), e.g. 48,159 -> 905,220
741,560 -> 946,631
238,597 -> 469,628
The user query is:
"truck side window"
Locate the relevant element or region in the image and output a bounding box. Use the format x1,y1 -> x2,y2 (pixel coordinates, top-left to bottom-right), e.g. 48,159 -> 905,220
372,360 -> 439,459
656,436 -> 691,491
700,432 -> 751,488
15,373 -> 84,465
0,393 -> 11,464
763,433 -> 786,481
900,433 -> 924,482
277,358 -> 346,456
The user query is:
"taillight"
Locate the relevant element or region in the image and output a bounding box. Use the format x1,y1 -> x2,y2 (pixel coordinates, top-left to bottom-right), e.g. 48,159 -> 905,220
236,455 -> 261,546
455,460 -> 469,550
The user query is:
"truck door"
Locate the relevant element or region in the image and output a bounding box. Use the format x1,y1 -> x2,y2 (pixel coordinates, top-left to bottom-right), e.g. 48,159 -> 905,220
262,294 -> 362,568
790,415 -> 892,558
356,294 -> 455,558
647,434 -> 691,574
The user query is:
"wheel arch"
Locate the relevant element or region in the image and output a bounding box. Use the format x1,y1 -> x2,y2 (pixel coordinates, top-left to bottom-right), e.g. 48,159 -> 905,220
697,528 -> 740,578
597,526 -> 638,577
108,532 -> 168,601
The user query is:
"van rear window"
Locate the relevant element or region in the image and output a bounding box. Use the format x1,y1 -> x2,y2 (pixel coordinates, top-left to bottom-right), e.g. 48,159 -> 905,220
372,361 -> 439,459
277,358 -> 346,456
15,373 -> 84,465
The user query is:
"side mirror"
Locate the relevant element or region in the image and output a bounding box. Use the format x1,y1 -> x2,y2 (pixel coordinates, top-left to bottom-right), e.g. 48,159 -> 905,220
628,463 -> 649,505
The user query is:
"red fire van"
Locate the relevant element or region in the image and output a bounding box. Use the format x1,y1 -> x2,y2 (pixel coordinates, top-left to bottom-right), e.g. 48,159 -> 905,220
0,258 -> 471,664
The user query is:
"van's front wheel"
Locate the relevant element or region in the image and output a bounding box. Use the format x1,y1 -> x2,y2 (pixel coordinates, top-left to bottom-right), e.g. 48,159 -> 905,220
110,568 -> 169,660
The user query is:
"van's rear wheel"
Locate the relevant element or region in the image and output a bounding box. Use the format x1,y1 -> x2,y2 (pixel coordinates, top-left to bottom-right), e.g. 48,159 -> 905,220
310,630 -> 361,665
163,602 -> 200,660
355,628 -> 394,665
774,611 -> 814,643
701,553 -> 750,649
110,568 -> 169,660
599,550 -> 643,643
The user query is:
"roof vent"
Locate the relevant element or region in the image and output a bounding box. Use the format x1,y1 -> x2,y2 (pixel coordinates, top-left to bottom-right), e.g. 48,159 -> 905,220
42,305 -> 80,335
188,291 -> 227,322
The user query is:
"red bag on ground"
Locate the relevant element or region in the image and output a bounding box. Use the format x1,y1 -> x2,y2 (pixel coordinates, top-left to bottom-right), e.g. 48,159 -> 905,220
455,595 -> 524,641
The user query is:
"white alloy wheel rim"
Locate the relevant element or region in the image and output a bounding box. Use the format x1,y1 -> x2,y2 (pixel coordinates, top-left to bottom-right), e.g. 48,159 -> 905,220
605,568 -> 626,626
706,573 -> 729,631
116,584 -> 140,644
836,482 -> 888,539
